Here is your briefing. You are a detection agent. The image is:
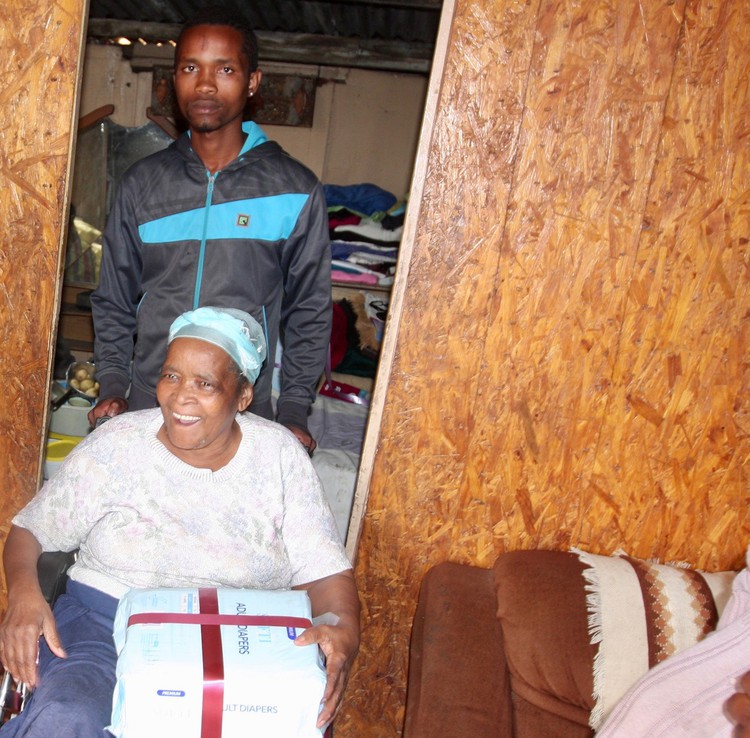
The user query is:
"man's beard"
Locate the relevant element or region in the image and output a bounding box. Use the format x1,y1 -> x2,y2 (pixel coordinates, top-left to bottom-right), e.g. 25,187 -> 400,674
192,121 -> 217,133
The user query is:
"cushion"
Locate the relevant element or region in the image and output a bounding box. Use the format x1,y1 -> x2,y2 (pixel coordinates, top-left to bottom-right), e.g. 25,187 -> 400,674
494,550 -> 597,730
572,548 -> 737,730
494,549 -> 738,732
404,562 -> 512,738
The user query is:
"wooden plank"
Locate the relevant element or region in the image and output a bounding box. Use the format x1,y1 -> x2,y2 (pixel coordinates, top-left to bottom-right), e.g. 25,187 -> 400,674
255,32 -> 434,73
0,0 -> 87,609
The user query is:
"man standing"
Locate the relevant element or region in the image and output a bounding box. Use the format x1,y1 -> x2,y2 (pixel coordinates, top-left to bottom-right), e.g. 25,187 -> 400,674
89,7 -> 330,453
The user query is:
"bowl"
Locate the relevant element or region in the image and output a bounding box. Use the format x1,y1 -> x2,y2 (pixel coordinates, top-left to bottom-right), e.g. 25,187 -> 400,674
65,361 -> 100,400
44,437 -> 82,480
50,397 -> 93,437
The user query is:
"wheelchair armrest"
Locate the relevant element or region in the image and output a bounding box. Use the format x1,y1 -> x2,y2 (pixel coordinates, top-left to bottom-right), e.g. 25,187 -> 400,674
36,551 -> 77,607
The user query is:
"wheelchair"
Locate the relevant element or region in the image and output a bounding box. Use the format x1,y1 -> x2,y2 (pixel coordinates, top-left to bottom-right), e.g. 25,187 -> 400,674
0,551 -> 77,724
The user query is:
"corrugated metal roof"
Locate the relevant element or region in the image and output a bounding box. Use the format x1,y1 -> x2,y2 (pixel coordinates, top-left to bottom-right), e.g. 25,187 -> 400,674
87,0 -> 442,47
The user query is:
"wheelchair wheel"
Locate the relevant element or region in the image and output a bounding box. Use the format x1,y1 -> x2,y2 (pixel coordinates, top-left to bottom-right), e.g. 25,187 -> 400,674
0,669 -> 28,724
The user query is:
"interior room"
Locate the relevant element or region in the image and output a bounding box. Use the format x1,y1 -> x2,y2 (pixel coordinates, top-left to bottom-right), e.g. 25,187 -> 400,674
52,0 -> 437,547
1,1 -> 749,737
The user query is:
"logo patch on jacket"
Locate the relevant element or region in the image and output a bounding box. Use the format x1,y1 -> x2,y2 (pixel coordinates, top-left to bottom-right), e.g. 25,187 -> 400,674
236,214 -> 250,227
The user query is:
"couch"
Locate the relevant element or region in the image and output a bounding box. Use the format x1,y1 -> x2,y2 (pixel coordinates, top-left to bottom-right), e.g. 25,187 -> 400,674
403,549 -> 737,738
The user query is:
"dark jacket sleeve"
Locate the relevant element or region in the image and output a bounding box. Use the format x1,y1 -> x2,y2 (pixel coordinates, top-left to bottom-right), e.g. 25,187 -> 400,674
276,182 -> 331,429
90,175 -> 144,400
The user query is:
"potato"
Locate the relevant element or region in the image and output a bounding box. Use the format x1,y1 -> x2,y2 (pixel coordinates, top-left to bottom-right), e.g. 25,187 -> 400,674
75,368 -> 90,381
85,387 -> 99,398
79,378 -> 95,391
70,378 -> 80,389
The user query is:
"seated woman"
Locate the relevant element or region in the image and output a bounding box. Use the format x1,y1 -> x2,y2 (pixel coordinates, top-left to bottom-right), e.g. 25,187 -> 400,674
0,306 -> 359,737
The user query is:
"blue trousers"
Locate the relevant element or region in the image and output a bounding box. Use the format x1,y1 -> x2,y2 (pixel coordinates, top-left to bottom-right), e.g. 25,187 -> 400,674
1,581 -> 118,738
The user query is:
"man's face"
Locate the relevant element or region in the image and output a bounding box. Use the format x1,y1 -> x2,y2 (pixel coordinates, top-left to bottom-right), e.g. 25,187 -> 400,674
173,24 -> 261,134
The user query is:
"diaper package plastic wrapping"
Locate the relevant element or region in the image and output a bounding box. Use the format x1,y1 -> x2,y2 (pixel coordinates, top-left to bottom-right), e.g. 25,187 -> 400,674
108,587 -> 326,738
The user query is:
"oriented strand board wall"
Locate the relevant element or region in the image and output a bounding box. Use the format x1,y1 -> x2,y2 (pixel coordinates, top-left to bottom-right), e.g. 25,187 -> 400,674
0,0 -> 86,607
339,0 -> 750,735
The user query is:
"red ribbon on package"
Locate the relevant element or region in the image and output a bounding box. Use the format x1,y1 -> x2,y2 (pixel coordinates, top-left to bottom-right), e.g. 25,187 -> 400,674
199,588 -> 223,738
127,613 -> 313,628
126,589 -> 313,738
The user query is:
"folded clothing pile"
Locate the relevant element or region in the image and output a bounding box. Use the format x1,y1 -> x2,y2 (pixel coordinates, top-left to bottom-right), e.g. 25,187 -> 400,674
324,182 -> 404,287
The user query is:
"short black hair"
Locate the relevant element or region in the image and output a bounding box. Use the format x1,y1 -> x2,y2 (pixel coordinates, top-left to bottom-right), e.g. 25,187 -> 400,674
177,4 -> 259,72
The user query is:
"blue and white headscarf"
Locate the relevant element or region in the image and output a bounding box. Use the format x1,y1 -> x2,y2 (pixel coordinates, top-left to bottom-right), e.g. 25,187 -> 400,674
168,307 -> 266,385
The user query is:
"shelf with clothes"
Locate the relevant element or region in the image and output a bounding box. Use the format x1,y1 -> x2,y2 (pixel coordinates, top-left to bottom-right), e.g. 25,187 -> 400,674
325,181 -> 403,294
324,181 -> 400,401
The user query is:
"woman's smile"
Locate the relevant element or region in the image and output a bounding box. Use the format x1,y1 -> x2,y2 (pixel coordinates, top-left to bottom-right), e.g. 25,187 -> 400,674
172,411 -> 201,424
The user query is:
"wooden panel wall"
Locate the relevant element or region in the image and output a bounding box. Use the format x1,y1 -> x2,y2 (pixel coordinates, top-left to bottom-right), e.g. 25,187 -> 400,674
339,0 -> 750,735
0,0 -> 87,607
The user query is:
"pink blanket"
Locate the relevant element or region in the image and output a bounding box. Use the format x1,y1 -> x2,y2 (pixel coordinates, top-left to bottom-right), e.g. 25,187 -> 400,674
596,551 -> 750,737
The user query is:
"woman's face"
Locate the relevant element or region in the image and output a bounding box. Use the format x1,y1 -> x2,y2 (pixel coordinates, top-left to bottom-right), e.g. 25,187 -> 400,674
156,337 -> 253,469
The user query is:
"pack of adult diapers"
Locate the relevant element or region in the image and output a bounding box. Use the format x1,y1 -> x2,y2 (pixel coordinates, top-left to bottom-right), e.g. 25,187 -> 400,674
108,587 -> 326,738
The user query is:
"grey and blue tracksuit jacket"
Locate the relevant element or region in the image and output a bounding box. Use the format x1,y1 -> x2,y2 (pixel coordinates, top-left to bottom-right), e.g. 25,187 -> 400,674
90,121 -> 331,429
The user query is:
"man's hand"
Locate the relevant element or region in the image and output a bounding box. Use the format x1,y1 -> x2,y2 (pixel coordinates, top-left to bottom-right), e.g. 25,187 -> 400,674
282,423 -> 317,456
726,671 -> 750,736
88,396 -> 128,428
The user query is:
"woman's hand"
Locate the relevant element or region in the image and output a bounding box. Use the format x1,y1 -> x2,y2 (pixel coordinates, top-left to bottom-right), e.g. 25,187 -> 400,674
0,526 -> 67,689
294,570 -> 360,729
0,586 -> 65,689
294,616 -> 360,728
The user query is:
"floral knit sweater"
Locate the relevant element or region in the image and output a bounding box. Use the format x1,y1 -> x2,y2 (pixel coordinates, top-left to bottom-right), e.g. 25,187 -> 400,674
15,409 -> 350,599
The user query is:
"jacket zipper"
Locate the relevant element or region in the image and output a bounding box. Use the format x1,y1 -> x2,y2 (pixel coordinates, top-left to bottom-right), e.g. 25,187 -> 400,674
193,171 -> 216,308
191,164 -> 269,346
